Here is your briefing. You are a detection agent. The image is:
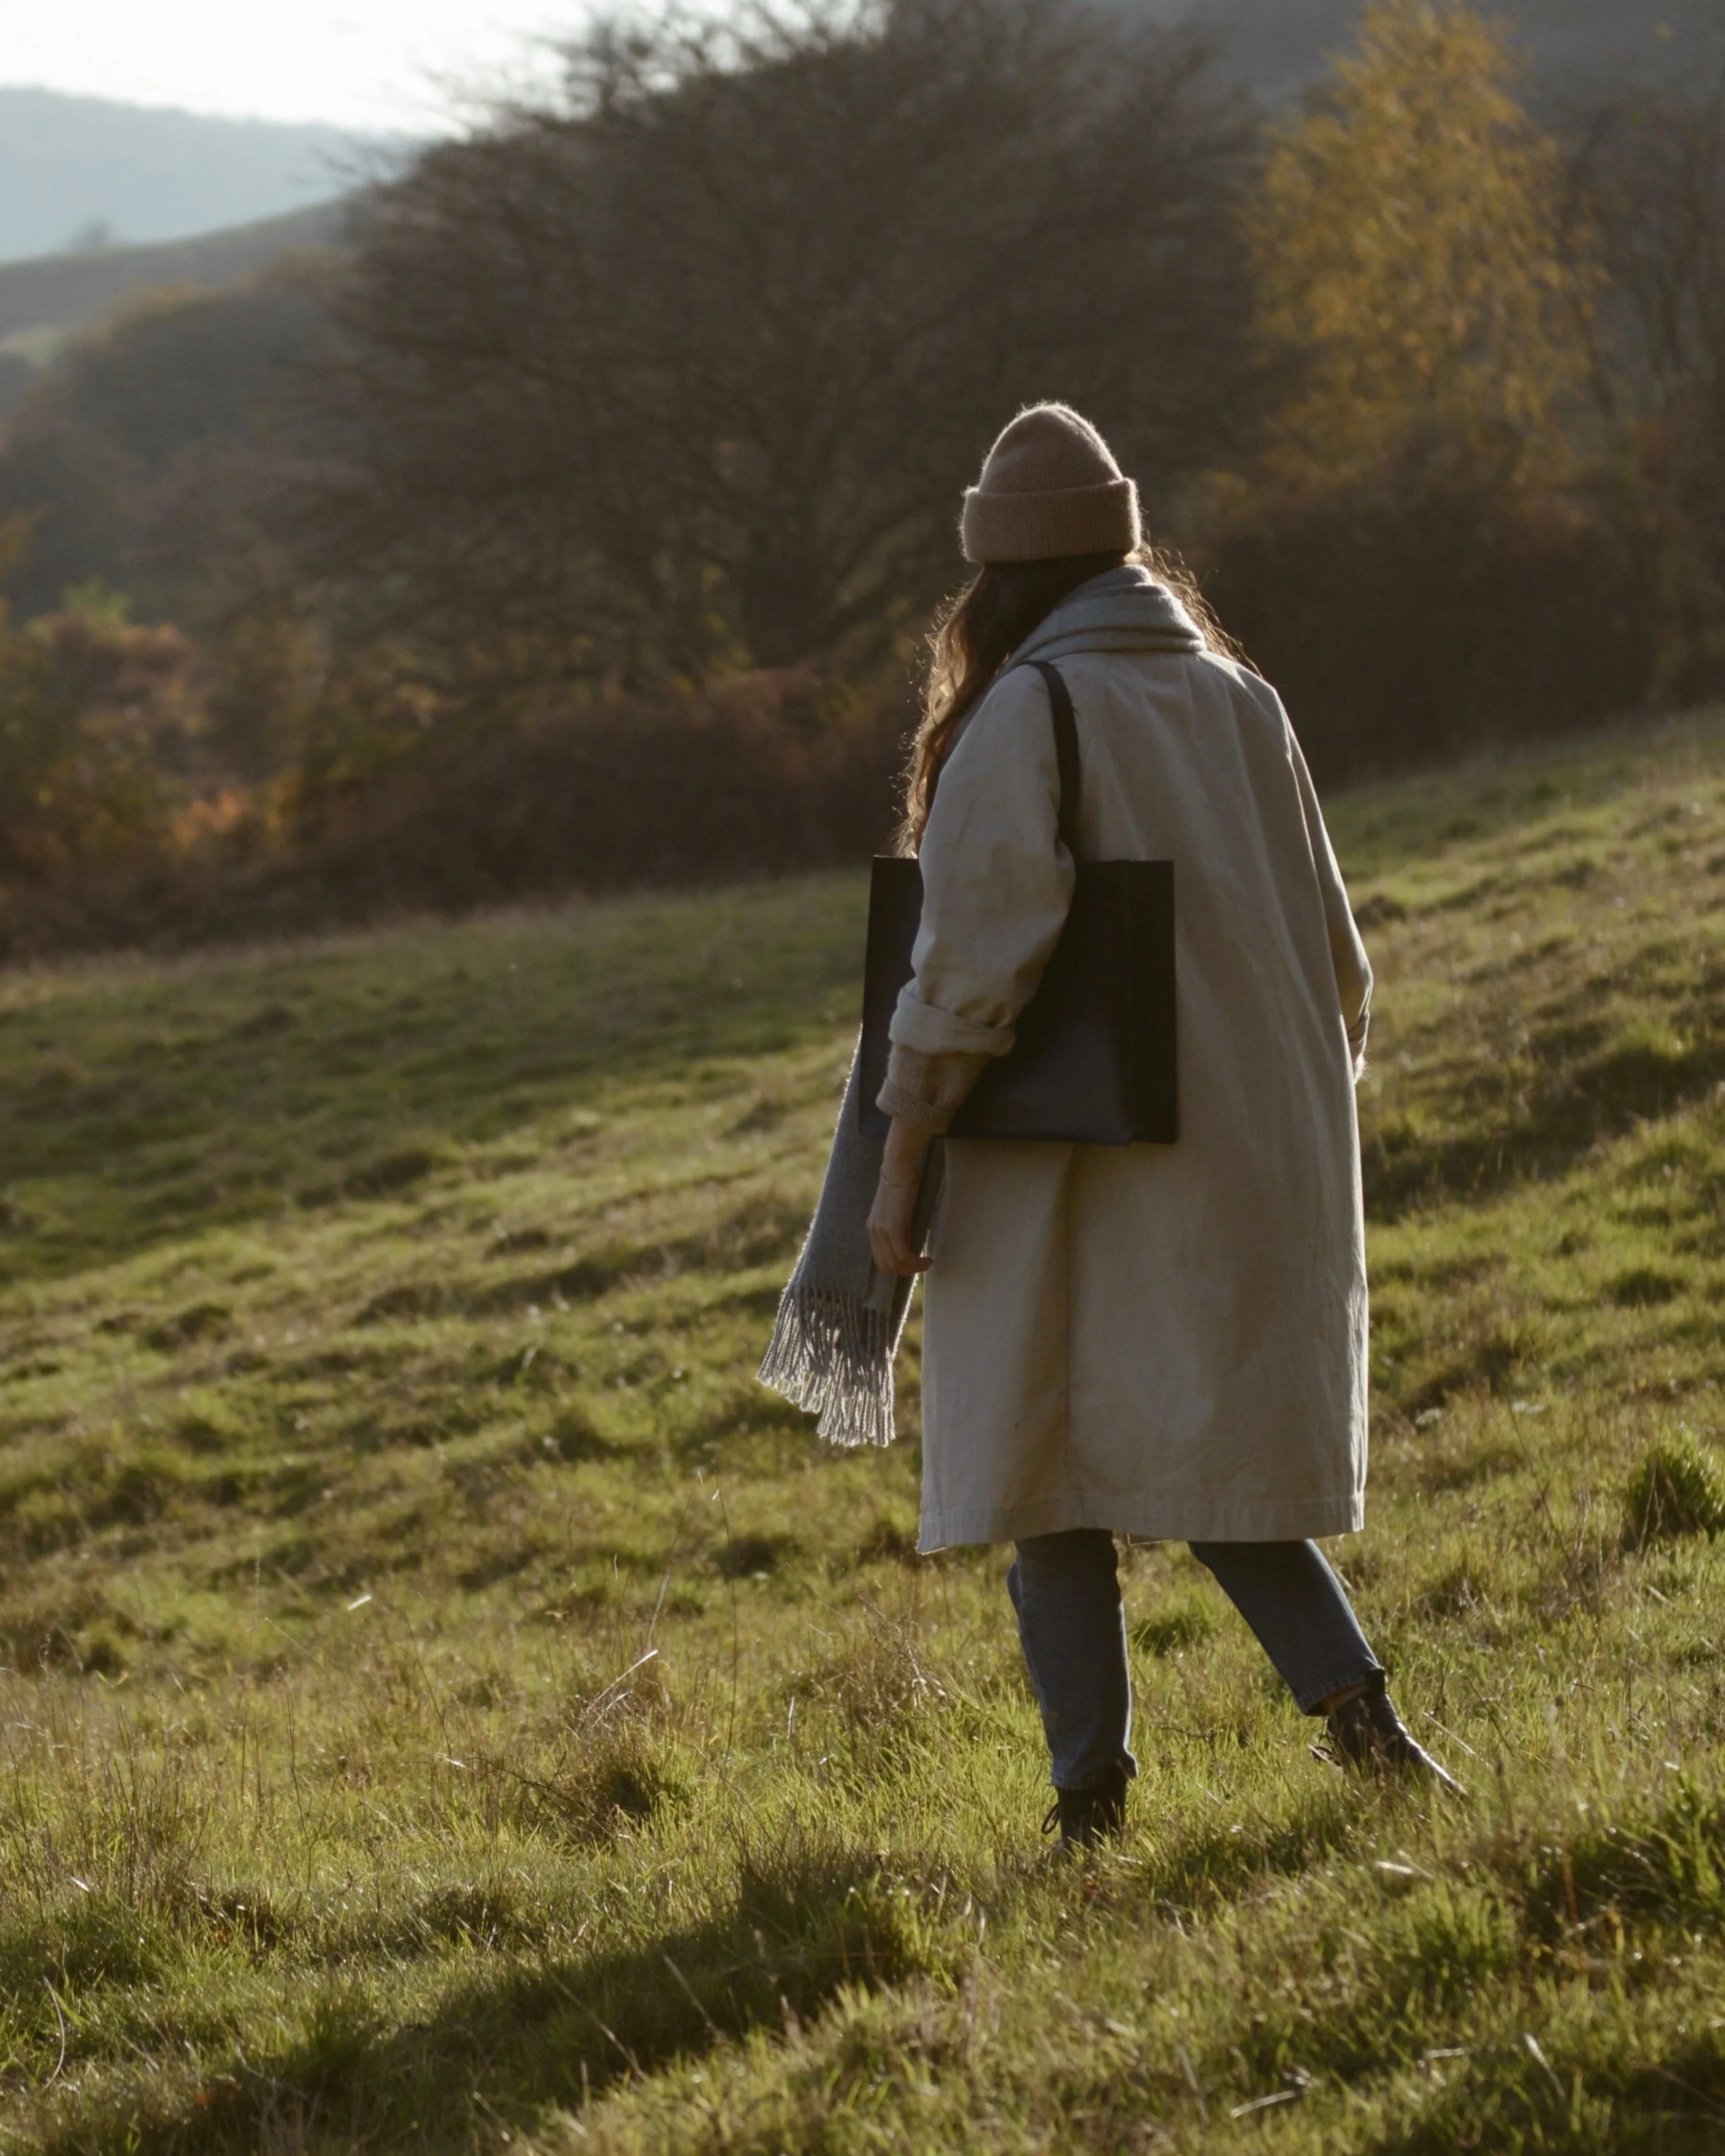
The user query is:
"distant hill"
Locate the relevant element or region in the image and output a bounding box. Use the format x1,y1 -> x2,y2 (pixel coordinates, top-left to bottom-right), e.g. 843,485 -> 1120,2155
0,201 -> 346,358
0,87 -> 397,264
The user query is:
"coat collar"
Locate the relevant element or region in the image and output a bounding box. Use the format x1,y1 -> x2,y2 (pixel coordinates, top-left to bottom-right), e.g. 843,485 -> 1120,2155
1011,563 -> 1204,668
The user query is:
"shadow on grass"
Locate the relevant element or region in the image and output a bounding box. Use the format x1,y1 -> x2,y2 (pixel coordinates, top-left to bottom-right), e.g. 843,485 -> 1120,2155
59,1846 -> 940,2155
1364,1011 -> 1725,1221
1381,2025 -> 1725,2155
1138,1782 -> 1358,1913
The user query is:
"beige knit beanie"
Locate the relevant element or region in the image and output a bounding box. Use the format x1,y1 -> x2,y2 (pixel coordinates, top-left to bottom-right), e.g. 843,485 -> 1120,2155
960,403 -> 1141,564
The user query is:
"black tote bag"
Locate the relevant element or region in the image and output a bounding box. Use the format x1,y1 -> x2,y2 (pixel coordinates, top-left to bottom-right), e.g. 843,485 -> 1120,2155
858,660 -> 1177,1145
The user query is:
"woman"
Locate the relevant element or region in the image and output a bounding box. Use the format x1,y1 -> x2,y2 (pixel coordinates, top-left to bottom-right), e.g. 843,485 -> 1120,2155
768,403 -> 1458,1848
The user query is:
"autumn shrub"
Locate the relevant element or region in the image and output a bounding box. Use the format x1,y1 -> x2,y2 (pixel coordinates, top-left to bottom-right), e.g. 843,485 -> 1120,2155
279,668 -> 905,916
1204,476 -> 1658,780
0,573 -> 198,884
0,662 -> 906,958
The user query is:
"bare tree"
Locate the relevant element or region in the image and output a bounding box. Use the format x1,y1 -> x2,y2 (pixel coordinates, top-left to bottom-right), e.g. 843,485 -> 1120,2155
1568,58 -> 1725,684
298,0 -> 1253,684
1573,65 -> 1725,416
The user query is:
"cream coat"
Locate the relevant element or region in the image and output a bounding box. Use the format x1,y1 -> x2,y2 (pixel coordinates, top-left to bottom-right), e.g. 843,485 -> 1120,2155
888,571 -> 1371,1551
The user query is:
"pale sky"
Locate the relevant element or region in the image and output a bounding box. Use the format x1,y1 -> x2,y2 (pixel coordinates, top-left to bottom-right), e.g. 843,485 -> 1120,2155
0,4 -> 589,133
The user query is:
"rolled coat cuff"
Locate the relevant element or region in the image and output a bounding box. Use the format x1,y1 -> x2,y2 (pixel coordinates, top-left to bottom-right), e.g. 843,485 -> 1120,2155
876,1045 -> 991,1134
888,984 -> 1016,1059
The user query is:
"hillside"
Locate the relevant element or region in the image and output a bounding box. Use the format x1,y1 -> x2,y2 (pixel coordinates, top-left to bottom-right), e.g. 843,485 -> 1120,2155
0,201 -> 344,367
1,712 -> 1724,2150
0,88 -> 384,265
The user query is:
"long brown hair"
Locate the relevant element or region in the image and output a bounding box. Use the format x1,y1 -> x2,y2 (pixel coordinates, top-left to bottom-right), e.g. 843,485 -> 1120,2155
898,544 -> 1240,851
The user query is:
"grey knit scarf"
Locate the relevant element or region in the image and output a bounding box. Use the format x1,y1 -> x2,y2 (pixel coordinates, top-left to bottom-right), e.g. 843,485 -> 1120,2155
757,1040 -> 944,1447
758,566 -> 1201,1447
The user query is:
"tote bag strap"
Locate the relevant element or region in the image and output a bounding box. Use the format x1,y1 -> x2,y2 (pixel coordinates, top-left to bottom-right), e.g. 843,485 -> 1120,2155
1020,658 -> 1081,856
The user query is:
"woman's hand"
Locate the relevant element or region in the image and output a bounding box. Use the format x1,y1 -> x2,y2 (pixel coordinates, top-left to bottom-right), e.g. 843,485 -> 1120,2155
868,1117 -> 933,1277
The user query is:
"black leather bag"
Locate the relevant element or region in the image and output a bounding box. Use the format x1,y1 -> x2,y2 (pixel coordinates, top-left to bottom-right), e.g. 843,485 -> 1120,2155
858,660 -> 1177,1145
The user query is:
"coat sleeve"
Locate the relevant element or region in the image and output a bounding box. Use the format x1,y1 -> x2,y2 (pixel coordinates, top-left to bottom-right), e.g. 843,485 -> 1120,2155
886,667 -> 1076,1068
875,1042 -> 992,1134
1288,725 -> 1373,1075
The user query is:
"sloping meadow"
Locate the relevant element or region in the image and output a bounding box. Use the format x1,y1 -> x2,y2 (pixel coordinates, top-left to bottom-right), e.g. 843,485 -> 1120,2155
1,716 -> 1724,2151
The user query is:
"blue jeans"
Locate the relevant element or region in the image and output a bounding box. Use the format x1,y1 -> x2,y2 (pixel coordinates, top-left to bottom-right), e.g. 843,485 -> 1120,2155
1007,1528 -> 1384,1789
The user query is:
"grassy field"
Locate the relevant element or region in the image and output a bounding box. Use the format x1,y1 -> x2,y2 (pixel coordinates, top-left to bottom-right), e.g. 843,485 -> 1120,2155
3,712 -> 1725,2153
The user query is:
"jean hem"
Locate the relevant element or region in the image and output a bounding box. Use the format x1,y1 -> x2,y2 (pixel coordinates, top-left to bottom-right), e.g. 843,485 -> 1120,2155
1051,1756 -> 1138,1792
1291,1659 -> 1384,1716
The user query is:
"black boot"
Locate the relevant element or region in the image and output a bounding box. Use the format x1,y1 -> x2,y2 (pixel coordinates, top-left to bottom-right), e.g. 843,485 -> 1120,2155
1041,1762 -> 1130,1853
1320,1678 -> 1467,1797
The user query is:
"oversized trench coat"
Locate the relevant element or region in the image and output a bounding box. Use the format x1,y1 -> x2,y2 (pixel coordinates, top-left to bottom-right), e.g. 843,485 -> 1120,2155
885,568 -> 1371,1551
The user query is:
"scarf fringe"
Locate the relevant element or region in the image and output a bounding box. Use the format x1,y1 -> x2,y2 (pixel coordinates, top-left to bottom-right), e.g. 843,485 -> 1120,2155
757,1283 -> 896,1449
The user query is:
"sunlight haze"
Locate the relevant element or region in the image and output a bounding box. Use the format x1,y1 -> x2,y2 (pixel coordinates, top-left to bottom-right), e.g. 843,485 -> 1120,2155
0,3 -> 583,131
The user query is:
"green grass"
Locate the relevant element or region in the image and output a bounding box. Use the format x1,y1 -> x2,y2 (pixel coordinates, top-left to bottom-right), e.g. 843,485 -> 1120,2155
4,714 -> 1725,2151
